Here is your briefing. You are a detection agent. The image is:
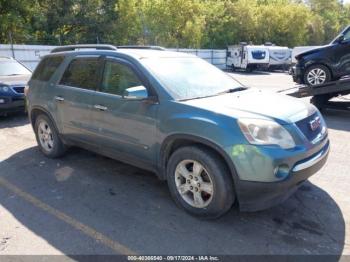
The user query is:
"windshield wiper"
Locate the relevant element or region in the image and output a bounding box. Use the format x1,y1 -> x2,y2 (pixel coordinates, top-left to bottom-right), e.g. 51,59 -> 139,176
214,87 -> 247,96
179,87 -> 246,102
6,74 -> 22,76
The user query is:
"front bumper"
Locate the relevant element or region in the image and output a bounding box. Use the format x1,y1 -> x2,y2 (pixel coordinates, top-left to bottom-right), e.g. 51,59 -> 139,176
292,65 -> 304,84
236,140 -> 330,212
0,96 -> 25,114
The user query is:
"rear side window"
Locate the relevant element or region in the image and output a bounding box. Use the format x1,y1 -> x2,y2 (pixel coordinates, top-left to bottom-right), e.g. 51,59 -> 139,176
59,57 -> 100,90
32,56 -> 64,81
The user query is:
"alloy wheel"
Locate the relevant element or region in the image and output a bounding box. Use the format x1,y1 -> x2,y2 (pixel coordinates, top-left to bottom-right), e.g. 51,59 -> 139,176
174,160 -> 214,208
38,120 -> 54,152
307,68 -> 327,85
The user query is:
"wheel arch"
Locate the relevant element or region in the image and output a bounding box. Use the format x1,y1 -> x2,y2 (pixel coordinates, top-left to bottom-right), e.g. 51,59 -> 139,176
304,62 -> 334,79
159,134 -> 239,186
29,106 -> 60,134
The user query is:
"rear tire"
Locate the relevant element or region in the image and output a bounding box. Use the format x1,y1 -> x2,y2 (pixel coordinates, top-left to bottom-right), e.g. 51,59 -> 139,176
34,114 -> 66,158
166,146 -> 235,219
304,64 -> 331,86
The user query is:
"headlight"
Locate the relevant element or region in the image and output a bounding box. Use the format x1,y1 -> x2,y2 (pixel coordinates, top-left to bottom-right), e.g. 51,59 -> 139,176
0,85 -> 9,92
238,118 -> 296,149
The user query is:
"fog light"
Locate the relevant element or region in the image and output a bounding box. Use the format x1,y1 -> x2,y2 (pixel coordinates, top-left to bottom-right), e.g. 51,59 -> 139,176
274,164 -> 290,179
0,99 -> 5,104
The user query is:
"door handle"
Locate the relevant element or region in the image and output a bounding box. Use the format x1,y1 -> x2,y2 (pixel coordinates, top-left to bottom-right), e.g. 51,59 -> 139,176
54,96 -> 64,102
94,104 -> 108,111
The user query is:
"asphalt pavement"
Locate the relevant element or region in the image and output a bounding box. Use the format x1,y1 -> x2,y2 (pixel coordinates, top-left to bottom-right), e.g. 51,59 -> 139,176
0,71 -> 349,257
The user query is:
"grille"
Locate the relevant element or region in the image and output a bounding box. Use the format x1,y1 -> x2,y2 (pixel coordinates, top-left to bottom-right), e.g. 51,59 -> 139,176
296,113 -> 324,142
12,86 -> 25,94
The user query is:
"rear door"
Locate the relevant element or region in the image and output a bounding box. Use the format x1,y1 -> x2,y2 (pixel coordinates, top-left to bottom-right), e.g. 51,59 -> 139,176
55,55 -> 103,144
90,57 -> 158,167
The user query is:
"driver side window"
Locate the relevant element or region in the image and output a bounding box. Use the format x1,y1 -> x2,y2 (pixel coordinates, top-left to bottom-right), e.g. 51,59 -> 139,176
101,60 -> 143,96
344,30 -> 350,42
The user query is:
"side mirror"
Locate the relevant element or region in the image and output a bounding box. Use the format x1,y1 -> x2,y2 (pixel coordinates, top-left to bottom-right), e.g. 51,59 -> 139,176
123,85 -> 149,100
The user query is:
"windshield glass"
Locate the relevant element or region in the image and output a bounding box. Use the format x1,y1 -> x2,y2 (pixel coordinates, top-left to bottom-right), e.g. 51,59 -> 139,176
141,57 -> 243,100
0,60 -> 31,76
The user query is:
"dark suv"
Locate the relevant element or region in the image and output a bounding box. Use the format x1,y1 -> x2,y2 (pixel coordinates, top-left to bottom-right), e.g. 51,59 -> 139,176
293,25 -> 350,86
0,57 -> 31,115
27,45 -> 329,218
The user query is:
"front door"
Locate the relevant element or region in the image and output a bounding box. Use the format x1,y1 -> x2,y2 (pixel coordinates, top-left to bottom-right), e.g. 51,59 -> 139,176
90,57 -> 158,167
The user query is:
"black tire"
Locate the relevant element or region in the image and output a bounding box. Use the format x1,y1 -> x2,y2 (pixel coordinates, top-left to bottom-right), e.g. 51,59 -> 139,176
231,64 -> 236,72
304,64 -> 331,86
166,146 -> 235,219
34,114 -> 66,158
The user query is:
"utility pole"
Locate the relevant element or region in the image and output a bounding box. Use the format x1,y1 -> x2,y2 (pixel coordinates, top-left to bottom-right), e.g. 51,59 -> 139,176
8,31 -> 15,58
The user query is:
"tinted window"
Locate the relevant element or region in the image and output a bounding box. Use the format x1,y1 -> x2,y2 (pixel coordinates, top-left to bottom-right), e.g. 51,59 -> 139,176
60,57 -> 100,90
344,29 -> 350,42
101,60 -> 142,96
31,56 -> 64,81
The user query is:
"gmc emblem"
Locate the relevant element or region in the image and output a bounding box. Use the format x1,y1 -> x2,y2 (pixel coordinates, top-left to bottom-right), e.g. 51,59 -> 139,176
309,116 -> 321,131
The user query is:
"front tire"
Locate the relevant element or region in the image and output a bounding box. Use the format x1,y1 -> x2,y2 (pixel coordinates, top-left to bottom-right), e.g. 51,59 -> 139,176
304,64 -> 331,86
34,114 -> 66,158
166,146 -> 235,219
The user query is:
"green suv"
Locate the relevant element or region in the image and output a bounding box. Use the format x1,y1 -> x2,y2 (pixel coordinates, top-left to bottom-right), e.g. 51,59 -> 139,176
27,45 -> 329,218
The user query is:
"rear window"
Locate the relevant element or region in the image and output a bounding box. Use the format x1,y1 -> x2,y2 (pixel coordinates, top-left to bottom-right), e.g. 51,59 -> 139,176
32,56 -> 64,81
59,57 -> 100,90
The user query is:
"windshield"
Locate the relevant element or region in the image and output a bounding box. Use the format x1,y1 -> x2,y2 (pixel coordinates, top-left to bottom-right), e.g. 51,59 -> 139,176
141,57 -> 243,100
0,60 -> 31,76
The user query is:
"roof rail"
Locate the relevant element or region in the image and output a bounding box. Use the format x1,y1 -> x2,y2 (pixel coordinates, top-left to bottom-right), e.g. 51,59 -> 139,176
117,45 -> 166,51
51,44 -> 118,53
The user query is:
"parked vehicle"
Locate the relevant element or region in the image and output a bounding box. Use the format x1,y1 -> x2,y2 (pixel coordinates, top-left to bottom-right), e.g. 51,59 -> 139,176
227,44 -> 270,72
27,45 -> 329,218
0,56 -> 31,115
291,46 -> 321,65
265,45 -> 291,71
293,25 -> 350,86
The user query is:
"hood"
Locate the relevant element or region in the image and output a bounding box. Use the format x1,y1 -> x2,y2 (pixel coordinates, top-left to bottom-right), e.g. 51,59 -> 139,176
0,74 -> 31,86
181,89 -> 316,124
295,45 -> 330,60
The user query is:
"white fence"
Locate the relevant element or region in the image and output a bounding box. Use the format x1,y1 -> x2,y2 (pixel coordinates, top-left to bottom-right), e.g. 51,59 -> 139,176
0,44 -> 56,70
0,44 -> 227,70
170,49 -> 227,69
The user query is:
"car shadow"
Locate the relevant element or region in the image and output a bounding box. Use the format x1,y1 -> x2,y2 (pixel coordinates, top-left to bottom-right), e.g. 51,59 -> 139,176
323,110 -> 350,132
0,112 -> 29,129
0,146 -> 345,257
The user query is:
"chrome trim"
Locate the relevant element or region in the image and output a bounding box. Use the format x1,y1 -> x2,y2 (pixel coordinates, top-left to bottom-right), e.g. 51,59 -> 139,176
292,144 -> 330,172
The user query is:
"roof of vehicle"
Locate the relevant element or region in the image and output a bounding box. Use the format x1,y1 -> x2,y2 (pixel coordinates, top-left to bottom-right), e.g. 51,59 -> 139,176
117,49 -> 195,59
48,45 -> 196,60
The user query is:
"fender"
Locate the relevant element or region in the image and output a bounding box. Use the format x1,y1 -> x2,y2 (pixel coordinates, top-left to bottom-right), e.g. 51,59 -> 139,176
29,105 -> 61,134
159,133 -> 240,186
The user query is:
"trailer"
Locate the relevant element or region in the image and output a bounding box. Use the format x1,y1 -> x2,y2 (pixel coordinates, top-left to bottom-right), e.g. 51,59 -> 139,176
279,77 -> 350,112
265,46 -> 291,71
227,44 -> 270,72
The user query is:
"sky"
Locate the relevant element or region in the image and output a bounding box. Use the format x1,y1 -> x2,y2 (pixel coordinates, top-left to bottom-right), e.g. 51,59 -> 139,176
344,0 -> 350,4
